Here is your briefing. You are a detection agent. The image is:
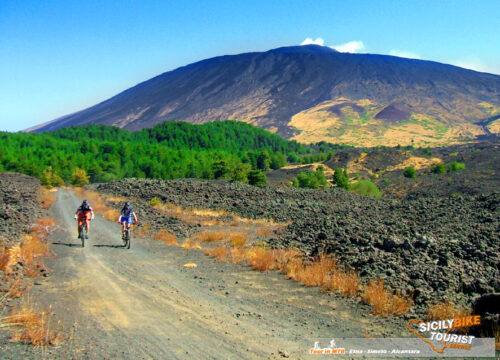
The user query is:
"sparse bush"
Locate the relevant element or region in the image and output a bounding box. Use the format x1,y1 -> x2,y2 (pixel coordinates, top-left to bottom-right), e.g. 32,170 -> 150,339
403,166 -> 417,178
450,152 -> 458,157
448,161 -> 466,172
247,170 -> 267,187
350,180 -> 382,197
431,163 -> 447,174
228,233 -> 247,248
149,197 -> 161,206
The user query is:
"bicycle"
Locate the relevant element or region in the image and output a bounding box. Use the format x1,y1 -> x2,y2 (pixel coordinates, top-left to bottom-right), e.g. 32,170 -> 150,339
75,218 -> 90,247
122,221 -> 136,249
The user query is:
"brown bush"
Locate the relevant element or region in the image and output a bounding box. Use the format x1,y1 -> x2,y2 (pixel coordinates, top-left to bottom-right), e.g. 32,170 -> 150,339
323,269 -> 360,297
153,230 -> 178,245
246,247 -> 279,271
204,245 -> 229,262
228,233 -> 247,248
256,227 -> 271,237
194,230 -> 226,243
0,247 -> 10,272
361,279 -> 412,316
294,255 -> 336,287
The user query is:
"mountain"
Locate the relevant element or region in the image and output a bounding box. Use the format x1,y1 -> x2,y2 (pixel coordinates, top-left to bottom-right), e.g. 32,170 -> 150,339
30,45 -> 500,146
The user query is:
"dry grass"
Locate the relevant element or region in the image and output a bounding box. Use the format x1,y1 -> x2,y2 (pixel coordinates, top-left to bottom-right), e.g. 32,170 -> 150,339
0,247 -> 10,271
4,304 -> 64,346
426,301 -> 470,321
361,279 -> 413,316
6,277 -> 28,298
228,233 -> 247,248
203,244 -> 413,316
293,255 -> 336,287
181,239 -> 202,250
194,230 -> 226,243
246,247 -> 280,271
136,223 -> 151,238
323,269 -> 360,297
150,197 -> 285,228
38,188 -> 56,210
204,245 -> 229,262
153,230 -> 178,245
256,227 -> 271,237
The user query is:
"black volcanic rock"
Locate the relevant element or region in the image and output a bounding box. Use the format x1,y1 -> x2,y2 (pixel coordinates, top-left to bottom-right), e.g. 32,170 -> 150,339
30,45 -> 500,141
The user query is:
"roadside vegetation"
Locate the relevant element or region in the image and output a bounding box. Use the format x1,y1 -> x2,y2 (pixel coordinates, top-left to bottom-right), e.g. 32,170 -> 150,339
0,184 -> 62,347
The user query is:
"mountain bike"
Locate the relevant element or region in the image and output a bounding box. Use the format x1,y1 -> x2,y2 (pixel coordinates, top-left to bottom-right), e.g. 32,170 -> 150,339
122,221 -> 136,249
76,218 -> 89,247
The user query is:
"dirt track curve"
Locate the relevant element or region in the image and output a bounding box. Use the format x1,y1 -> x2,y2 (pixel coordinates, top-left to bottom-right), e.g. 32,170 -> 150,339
1,189 -> 408,359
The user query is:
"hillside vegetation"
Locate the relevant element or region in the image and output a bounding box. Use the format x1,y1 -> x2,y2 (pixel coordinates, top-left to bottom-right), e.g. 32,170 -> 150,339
1,121 -> 344,185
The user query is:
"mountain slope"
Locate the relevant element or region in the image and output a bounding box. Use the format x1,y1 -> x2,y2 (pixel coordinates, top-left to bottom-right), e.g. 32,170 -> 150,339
31,45 -> 500,146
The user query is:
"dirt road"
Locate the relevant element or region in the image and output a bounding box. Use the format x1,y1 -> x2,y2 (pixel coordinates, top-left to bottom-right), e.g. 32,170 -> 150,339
1,189 -> 408,359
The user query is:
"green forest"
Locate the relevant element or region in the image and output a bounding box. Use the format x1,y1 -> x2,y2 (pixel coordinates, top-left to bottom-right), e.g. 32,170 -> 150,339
0,121 -> 347,186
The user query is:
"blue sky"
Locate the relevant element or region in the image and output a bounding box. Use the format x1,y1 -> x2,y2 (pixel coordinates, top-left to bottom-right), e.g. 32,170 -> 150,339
1,0 -> 499,132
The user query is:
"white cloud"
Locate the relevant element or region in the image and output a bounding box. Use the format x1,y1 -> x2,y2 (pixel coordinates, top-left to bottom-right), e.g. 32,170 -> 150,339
301,37 -> 325,46
388,50 -> 421,59
332,41 -> 365,53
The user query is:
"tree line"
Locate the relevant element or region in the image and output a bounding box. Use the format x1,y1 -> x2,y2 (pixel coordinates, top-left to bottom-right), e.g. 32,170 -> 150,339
0,121 -> 348,187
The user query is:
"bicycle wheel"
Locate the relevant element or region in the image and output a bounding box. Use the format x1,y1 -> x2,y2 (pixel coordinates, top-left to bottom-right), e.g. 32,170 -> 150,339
126,228 -> 131,249
80,225 -> 85,248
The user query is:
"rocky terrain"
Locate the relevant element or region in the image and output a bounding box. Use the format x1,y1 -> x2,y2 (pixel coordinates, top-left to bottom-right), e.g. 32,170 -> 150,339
0,173 -> 47,247
94,178 -> 499,313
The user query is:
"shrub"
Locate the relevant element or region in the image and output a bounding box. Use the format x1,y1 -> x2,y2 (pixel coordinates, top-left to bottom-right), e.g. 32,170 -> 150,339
448,161 -> 466,172
71,168 -> 89,186
333,168 -> 349,189
421,147 -> 432,156
247,170 -> 267,187
40,167 -> 64,188
292,167 -> 327,189
403,166 -> 417,178
149,197 -> 161,206
431,163 -> 447,174
350,180 -> 382,197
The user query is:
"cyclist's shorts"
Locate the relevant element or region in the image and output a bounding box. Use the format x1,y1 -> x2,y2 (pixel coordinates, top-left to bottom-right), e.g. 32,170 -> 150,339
120,216 -> 133,223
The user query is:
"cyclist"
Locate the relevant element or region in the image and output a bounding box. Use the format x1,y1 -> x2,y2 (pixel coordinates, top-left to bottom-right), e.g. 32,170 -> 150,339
74,200 -> 94,238
117,201 -> 138,241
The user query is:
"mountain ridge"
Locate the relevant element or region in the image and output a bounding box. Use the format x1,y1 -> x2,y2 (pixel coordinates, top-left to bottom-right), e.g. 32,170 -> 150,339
30,45 -> 500,146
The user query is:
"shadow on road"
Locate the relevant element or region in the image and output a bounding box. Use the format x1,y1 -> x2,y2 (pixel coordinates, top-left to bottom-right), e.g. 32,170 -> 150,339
52,242 -> 82,247
93,244 -> 125,248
